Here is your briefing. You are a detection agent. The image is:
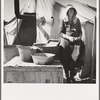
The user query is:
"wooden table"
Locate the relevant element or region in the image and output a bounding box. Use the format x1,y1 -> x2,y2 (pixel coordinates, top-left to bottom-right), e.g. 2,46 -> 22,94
4,56 -> 63,83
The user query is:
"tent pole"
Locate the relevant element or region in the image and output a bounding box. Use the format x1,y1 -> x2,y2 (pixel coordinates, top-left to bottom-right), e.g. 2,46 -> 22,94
91,16 -> 96,83
17,18 -> 19,35
17,19 -> 18,32
35,0 -> 37,13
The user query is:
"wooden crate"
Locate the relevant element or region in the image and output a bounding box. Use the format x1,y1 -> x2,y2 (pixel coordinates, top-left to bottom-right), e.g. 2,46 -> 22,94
4,56 -> 63,83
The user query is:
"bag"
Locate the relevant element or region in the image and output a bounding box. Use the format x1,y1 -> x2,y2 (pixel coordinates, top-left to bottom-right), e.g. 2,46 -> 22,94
71,45 -> 80,61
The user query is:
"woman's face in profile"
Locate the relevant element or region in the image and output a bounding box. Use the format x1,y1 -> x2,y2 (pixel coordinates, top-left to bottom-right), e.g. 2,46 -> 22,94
67,8 -> 75,19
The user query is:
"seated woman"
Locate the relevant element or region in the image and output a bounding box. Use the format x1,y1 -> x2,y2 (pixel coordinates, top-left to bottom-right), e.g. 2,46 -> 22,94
59,5 -> 85,83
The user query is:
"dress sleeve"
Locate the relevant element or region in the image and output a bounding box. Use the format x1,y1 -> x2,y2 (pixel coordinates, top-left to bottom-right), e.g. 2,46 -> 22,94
59,19 -> 65,35
78,18 -> 82,36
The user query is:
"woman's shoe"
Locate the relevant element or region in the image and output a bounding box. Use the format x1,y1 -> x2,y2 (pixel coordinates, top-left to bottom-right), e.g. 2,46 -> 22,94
67,78 -> 71,83
70,77 -> 76,83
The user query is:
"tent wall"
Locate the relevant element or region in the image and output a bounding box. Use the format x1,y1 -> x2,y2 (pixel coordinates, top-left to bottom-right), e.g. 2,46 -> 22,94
36,0 -> 64,43
4,18 -> 22,45
81,22 -> 96,78
50,3 -> 64,39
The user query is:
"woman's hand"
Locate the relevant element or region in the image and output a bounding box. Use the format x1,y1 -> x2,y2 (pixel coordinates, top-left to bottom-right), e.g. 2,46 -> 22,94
60,33 -> 75,42
74,36 -> 81,41
68,36 -> 75,42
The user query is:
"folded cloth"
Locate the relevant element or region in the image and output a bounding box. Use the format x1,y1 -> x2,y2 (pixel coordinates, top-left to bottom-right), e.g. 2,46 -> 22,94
72,45 -> 80,61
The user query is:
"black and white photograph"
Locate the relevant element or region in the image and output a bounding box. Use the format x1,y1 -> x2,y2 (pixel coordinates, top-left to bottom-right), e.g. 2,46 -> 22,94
2,0 -> 99,100
3,0 -> 97,84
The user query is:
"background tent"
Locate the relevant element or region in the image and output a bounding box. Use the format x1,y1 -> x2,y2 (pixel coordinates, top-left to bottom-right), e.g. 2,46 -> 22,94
4,0 -> 37,46
4,0 -> 96,78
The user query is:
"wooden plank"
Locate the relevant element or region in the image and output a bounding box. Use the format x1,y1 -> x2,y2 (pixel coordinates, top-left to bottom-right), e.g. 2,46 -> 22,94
23,72 -> 35,83
45,72 -> 53,83
57,71 -> 63,83
51,72 -> 57,83
4,71 -> 63,83
40,72 -> 46,83
5,71 -> 24,83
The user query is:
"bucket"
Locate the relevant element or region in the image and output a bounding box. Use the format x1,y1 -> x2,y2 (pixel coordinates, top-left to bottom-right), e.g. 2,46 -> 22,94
31,53 -> 55,65
17,45 -> 37,62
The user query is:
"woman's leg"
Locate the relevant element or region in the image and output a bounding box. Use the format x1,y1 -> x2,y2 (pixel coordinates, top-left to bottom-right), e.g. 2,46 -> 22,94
69,58 -> 76,82
59,45 -> 71,82
69,45 -> 76,82
76,40 -> 85,67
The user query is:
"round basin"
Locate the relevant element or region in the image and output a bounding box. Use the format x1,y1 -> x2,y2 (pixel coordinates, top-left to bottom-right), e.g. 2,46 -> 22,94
31,53 -> 55,65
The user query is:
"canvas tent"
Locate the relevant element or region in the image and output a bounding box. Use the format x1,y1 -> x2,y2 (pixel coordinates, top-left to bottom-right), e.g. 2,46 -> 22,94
4,0 -> 96,78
